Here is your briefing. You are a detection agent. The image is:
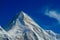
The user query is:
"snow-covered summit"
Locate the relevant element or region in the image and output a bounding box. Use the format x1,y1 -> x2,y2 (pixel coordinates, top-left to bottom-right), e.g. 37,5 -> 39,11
6,11 -> 52,40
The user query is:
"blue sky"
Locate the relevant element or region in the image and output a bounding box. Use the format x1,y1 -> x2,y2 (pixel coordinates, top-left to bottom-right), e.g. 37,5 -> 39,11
0,0 -> 60,34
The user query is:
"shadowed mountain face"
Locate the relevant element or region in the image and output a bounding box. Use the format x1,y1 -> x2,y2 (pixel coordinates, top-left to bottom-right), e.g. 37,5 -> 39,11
0,11 -> 60,40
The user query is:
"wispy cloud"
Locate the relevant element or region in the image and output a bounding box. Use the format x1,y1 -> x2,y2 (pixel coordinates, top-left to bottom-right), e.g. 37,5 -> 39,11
45,10 -> 60,23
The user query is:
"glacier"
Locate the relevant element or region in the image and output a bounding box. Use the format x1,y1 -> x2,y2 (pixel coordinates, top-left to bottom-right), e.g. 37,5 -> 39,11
0,11 -> 60,40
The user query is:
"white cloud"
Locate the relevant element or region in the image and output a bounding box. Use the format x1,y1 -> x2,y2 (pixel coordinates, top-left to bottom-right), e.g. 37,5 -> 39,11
45,10 -> 60,23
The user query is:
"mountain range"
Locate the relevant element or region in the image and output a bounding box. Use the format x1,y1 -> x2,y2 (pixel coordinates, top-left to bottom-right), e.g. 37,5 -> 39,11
0,11 -> 60,40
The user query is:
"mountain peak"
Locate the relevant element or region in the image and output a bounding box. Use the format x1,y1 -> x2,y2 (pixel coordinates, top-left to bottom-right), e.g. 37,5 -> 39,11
20,11 -> 25,15
17,11 -> 28,19
5,11 -> 60,40
12,11 -> 29,21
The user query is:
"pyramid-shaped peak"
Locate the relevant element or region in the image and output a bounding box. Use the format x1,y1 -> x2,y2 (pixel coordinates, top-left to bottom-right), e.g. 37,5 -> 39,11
20,11 -> 27,15
15,11 -> 30,21
20,11 -> 25,14
18,11 -> 29,18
